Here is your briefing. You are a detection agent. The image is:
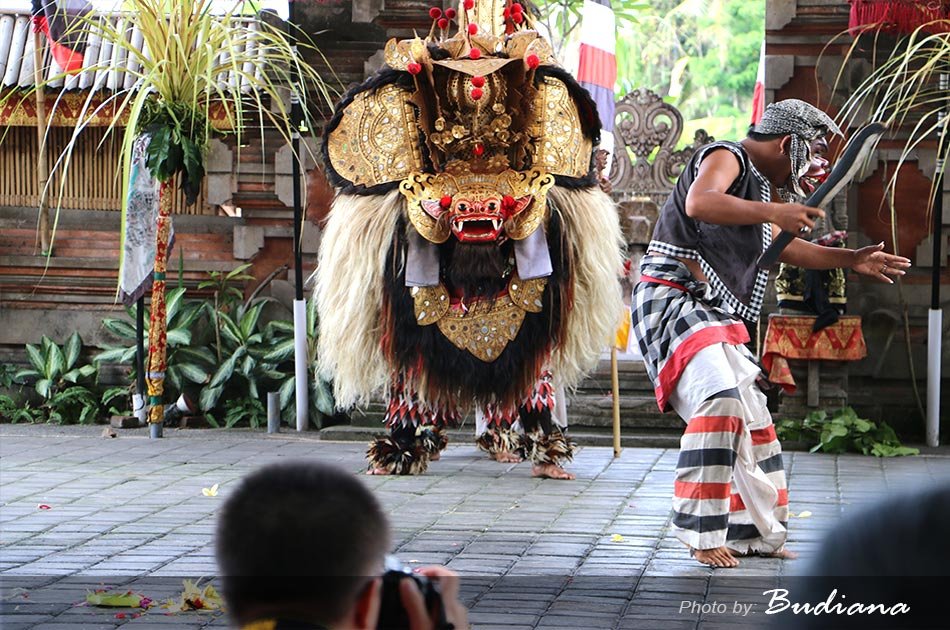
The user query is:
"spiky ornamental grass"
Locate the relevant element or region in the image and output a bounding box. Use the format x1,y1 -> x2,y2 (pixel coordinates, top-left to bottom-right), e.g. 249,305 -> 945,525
821,19 -> 950,421
6,0 -> 335,258
830,20 -> 950,219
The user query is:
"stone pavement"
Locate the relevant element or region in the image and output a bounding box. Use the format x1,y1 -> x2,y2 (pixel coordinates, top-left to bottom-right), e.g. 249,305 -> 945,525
1,424 -> 949,629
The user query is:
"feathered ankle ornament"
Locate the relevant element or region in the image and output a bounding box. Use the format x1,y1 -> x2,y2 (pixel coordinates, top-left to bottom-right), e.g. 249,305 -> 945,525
523,429 -> 575,466
367,435 -> 430,475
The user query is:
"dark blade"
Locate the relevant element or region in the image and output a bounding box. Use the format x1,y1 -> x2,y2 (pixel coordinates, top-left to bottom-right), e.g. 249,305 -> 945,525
757,123 -> 887,269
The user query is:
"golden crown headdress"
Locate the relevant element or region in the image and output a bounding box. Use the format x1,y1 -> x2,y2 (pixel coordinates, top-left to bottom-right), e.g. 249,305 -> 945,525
323,0 -> 601,243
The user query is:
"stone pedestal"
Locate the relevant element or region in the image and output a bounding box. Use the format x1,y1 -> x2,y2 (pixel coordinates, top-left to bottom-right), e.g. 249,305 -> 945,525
776,359 -> 850,419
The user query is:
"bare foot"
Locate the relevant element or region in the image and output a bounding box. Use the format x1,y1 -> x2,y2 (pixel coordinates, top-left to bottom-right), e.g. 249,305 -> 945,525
366,467 -> 392,475
531,463 -> 575,480
492,450 -> 522,463
430,451 -> 441,461
692,546 -> 740,568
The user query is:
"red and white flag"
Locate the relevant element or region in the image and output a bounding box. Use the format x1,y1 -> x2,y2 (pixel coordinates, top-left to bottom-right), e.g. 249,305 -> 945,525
751,40 -> 765,125
576,0 -> 617,166
31,0 -> 91,74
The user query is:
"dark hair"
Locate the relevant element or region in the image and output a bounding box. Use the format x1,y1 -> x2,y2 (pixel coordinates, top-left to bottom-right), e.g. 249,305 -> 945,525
216,461 -> 390,625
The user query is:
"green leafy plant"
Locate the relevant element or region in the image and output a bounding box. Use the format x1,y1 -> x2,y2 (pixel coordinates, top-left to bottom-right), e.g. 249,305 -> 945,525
101,386 -> 133,417
95,287 -> 215,398
12,333 -> 100,424
220,395 -> 267,429
0,363 -> 20,389
777,407 -> 919,457
199,298 -> 284,412
46,386 -> 101,425
0,395 -> 42,424
15,333 -> 97,400
199,263 -> 255,316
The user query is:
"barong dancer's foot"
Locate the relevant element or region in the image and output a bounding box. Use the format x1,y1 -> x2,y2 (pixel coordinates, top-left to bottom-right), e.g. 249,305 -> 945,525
365,434 -> 430,475
524,430 -> 576,481
493,449 -> 523,463
691,546 -> 740,568
531,463 -> 575,480
476,427 -> 524,462
417,426 -> 448,461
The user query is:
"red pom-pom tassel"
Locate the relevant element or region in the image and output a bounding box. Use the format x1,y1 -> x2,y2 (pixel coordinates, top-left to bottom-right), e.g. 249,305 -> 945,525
438,18 -> 448,29
429,7 -> 442,19
471,87 -> 483,100
473,143 -> 485,157
468,23 -> 478,35
440,195 -> 453,209
445,8 -> 457,19
464,0 -> 474,10
526,54 -> 540,69
407,62 -> 422,75
471,75 -> 485,88
469,48 -> 481,60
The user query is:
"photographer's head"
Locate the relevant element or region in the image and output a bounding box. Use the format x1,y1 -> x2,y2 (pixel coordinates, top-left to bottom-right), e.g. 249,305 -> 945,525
216,461 -> 390,629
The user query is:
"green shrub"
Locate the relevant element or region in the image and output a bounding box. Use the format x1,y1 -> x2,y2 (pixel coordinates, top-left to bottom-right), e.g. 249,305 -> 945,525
12,333 -> 100,424
776,407 -> 919,457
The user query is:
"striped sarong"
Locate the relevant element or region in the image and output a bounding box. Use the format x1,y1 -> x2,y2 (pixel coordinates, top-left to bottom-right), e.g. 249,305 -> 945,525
673,385 -> 788,552
633,255 -> 788,553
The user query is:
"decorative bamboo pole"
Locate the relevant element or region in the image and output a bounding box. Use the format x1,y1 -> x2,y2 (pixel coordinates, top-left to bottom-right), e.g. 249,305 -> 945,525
146,180 -> 173,438
32,28 -> 52,254
611,345 -> 621,457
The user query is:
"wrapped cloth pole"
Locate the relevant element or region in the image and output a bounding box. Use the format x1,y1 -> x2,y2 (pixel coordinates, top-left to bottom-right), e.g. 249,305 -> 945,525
145,181 -> 173,435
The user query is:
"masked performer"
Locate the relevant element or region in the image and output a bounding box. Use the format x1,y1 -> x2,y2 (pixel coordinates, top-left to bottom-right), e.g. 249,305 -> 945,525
317,1 -> 623,478
631,99 -> 910,567
774,136 -> 849,330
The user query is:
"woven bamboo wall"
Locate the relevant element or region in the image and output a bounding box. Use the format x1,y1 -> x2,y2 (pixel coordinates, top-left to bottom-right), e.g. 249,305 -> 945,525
0,126 -> 213,214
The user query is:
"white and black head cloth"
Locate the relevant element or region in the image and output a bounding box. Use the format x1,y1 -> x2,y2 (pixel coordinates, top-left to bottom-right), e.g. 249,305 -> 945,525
751,99 -> 842,197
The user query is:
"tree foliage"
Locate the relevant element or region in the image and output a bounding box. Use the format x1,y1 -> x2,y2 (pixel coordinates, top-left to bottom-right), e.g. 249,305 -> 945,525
533,0 -> 764,143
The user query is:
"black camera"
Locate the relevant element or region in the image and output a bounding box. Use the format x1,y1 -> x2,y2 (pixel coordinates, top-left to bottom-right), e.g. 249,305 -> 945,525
377,556 -> 450,630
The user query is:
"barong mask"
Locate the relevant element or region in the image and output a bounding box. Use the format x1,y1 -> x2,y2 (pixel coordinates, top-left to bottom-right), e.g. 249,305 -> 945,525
751,99 -> 842,197
322,0 -> 600,364
317,1 -> 622,409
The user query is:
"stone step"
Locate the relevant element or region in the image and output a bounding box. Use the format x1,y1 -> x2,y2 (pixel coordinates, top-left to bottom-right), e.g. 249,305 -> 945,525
317,424 -> 682,449
347,393 -> 680,431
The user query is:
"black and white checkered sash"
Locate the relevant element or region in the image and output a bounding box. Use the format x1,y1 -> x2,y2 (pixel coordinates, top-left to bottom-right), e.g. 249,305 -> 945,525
632,255 -> 752,412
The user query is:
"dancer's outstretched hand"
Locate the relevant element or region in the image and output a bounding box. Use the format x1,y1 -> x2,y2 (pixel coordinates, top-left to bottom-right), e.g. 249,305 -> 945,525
850,242 -> 912,284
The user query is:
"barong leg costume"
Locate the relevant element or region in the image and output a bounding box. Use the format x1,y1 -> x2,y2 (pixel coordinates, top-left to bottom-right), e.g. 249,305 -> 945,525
367,372 -> 458,475
633,256 -> 788,553
475,370 -> 574,467
316,1 -> 623,474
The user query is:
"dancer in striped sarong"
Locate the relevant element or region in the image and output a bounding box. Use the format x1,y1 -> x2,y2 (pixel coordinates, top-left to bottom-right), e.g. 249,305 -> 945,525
631,100 -> 910,567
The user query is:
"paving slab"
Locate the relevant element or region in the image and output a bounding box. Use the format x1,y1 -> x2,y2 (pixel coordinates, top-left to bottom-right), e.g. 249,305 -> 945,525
1,424 -> 948,629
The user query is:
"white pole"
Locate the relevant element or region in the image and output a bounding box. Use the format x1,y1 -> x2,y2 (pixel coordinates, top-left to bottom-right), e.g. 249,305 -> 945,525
294,298 -> 308,431
927,308 -> 942,447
